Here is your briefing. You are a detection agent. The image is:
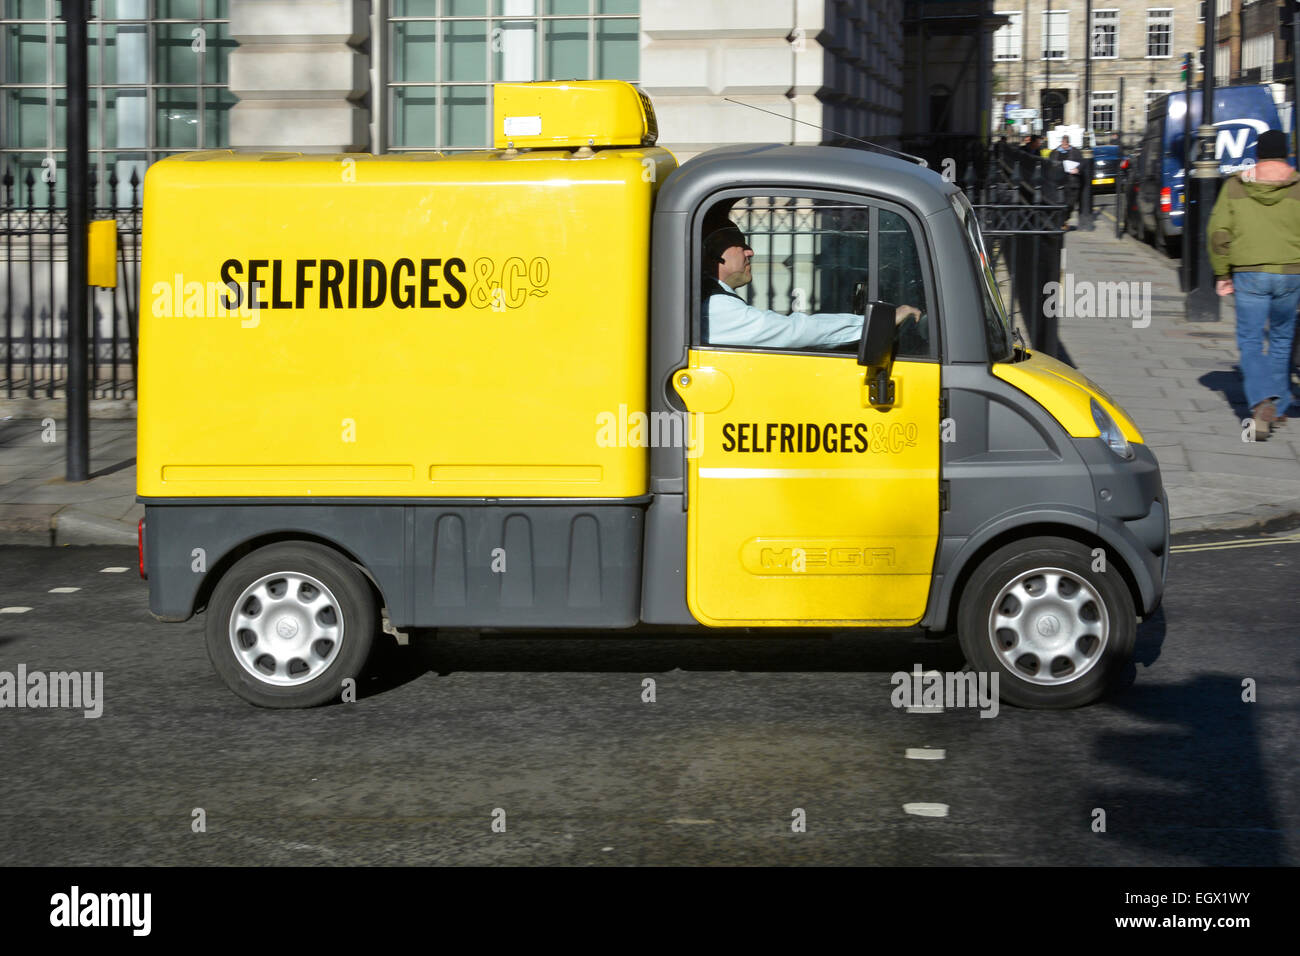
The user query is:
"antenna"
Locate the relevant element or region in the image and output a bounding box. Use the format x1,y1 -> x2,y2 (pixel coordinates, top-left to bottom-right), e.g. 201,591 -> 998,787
723,98 -> 929,166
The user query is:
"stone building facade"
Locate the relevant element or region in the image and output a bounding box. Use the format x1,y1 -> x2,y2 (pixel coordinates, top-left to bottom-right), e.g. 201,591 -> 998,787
991,0 -> 1205,145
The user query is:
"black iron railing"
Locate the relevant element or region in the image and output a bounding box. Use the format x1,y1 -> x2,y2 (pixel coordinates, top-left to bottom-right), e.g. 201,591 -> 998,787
1,165 -> 141,400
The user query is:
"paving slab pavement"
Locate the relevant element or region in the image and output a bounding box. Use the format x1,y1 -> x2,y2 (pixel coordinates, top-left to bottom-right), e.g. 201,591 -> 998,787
1055,212 -> 1300,532
0,412 -> 139,546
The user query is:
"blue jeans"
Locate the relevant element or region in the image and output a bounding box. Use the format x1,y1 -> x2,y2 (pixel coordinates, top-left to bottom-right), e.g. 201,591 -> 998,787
1232,271 -> 1300,416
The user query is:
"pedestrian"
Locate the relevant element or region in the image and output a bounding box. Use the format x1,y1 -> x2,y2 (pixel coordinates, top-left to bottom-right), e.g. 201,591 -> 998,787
1054,135 -> 1083,229
1207,128 -> 1300,439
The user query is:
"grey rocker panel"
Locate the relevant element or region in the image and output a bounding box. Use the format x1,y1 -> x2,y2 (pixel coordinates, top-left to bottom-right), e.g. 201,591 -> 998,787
143,501 -> 646,628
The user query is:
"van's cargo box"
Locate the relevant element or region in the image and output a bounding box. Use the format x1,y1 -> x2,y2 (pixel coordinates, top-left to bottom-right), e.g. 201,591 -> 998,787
139,146 -> 676,499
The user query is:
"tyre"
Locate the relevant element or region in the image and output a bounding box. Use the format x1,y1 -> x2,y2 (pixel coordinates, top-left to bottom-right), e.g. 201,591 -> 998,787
956,536 -> 1136,709
205,541 -> 379,708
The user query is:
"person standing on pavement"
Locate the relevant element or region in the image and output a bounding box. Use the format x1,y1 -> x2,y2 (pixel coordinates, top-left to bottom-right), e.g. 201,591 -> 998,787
1054,135 -> 1083,229
1208,129 -> 1300,439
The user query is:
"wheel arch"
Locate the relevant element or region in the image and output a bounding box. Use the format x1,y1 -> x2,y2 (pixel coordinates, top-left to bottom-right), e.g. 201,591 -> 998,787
194,531 -> 388,620
929,514 -> 1144,634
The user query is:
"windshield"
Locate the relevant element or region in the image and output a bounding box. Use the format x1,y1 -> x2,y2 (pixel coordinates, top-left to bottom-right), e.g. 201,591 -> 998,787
951,192 -> 1014,362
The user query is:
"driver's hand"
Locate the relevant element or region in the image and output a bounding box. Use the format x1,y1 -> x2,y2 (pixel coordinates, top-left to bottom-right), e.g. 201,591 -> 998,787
894,304 -> 922,324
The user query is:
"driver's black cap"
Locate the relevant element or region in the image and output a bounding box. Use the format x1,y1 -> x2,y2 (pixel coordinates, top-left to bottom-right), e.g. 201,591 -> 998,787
704,226 -> 752,263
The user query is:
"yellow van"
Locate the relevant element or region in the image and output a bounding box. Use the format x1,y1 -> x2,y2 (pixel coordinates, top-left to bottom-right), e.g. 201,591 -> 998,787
137,81 -> 1167,709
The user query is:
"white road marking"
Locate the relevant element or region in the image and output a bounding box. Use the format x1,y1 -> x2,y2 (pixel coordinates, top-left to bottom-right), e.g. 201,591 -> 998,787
1172,533 -> 1300,554
99,567 -> 129,573
0,607 -> 33,614
906,748 -> 947,760
903,803 -> 949,817
48,587 -> 80,593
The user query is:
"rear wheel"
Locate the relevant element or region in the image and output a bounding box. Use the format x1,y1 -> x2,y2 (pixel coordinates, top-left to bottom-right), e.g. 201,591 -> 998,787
957,537 -> 1136,709
205,542 -> 378,708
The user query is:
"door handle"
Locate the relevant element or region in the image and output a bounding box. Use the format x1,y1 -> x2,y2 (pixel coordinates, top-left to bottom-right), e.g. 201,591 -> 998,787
672,366 -> 734,413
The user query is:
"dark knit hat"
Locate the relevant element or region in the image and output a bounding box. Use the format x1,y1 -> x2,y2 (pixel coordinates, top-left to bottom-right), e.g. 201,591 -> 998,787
1257,129 -> 1288,160
703,226 -> 751,264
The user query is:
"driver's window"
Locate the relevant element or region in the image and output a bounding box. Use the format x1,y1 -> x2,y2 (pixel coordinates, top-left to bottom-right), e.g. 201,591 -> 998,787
699,195 -> 932,358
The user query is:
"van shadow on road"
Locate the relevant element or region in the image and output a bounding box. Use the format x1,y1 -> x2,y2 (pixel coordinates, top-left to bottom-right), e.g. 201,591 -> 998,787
354,628 -> 973,700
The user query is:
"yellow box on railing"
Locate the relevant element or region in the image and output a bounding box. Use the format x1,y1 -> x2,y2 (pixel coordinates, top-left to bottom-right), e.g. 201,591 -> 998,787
87,219 -> 117,288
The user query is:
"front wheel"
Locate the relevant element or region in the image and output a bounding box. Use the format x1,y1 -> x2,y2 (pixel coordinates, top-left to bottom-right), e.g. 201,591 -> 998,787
205,541 -> 379,708
956,537 -> 1136,709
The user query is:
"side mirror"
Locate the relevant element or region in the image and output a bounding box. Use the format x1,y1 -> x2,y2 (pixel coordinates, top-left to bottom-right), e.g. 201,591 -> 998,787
857,300 -> 898,406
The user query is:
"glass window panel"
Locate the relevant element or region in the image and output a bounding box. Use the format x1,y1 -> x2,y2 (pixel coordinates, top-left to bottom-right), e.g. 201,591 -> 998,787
493,19 -> 536,81
443,84 -> 487,147
88,23 -> 101,85
495,1 -> 538,14
204,21 -> 232,84
4,23 -> 47,84
88,93 -> 108,149
51,87 -> 64,146
99,1 -> 149,18
598,0 -> 637,13
157,0 -> 202,18
5,88 -> 47,148
208,0 -> 230,17
993,11 -> 1020,61
392,86 -> 438,147
156,24 -> 200,84
547,0 -> 588,14
443,19 -> 487,81
545,19 -> 587,80
53,22 -> 64,83
5,1 -> 49,20
596,18 -> 636,80
392,20 -> 438,82
109,87 -> 148,147
111,22 -> 149,84
446,0 -> 487,14
392,0 -> 440,14
204,87 -> 234,147
155,88 -> 200,149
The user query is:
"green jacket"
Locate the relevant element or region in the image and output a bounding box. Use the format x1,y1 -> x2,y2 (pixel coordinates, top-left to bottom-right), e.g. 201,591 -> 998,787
1207,171 -> 1300,279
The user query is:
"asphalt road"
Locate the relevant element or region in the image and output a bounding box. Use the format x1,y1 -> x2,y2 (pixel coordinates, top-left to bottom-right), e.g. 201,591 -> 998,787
0,526 -> 1296,866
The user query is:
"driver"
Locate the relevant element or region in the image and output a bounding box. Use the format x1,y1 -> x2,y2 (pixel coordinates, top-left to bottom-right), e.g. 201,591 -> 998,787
703,225 -> 922,350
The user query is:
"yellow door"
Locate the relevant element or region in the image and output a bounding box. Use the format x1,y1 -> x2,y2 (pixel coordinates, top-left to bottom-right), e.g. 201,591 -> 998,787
677,196 -> 940,626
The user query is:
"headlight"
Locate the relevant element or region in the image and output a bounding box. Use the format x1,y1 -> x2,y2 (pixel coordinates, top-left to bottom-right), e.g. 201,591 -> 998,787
1091,398 -> 1134,460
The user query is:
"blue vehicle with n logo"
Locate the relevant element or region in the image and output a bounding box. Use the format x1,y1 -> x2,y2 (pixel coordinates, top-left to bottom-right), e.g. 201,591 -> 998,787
1126,84 -> 1289,255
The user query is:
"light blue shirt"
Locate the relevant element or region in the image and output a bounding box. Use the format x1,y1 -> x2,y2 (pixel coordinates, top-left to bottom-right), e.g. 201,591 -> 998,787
706,279 -> 862,349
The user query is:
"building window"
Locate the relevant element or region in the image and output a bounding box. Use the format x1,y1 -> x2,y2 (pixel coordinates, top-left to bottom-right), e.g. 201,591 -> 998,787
1146,8 -> 1173,59
1144,89 -> 1169,118
993,10 -> 1021,61
1042,9 -> 1068,60
1243,33 -> 1273,82
1091,90 -> 1117,132
386,0 -> 640,153
0,0 -> 235,204
1215,0 -> 1230,16
1091,10 -> 1117,59
1215,42 -> 1230,85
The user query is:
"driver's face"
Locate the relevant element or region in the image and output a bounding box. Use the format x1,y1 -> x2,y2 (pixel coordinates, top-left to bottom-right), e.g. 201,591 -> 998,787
719,244 -> 753,289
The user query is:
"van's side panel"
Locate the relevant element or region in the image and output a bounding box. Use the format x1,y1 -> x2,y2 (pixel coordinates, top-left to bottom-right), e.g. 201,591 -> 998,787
139,148 -> 675,502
